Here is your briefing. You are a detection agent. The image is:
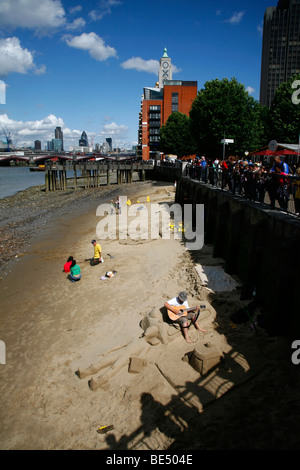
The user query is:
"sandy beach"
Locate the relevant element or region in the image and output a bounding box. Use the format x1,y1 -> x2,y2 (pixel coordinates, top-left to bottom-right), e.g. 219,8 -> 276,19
0,179 -> 299,451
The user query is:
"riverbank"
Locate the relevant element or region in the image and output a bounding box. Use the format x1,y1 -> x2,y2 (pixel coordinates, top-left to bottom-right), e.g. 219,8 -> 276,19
0,181 -> 299,450
0,183 -> 125,278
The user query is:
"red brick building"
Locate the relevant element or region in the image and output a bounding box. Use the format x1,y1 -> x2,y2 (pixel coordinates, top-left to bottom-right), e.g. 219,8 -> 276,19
138,49 -> 197,160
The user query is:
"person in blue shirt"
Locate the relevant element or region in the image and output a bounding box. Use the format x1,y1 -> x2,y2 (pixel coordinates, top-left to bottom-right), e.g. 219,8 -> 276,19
199,156 -> 208,182
271,156 -> 290,174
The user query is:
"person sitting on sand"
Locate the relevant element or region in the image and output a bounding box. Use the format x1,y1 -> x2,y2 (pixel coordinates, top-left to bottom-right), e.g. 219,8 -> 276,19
90,239 -> 104,266
63,256 -> 74,273
164,291 -> 206,343
69,259 -> 81,282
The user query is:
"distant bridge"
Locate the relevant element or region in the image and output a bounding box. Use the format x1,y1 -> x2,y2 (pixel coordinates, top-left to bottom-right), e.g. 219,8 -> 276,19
0,152 -> 137,166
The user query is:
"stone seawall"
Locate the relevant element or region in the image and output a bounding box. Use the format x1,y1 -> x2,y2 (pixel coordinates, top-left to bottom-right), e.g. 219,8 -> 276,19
176,176 -> 300,338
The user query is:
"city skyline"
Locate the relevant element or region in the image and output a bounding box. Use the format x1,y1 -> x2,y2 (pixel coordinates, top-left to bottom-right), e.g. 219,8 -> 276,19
0,0 -> 275,150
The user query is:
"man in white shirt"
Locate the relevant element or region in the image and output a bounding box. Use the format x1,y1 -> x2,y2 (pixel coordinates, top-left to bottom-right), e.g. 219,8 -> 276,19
164,291 -> 206,343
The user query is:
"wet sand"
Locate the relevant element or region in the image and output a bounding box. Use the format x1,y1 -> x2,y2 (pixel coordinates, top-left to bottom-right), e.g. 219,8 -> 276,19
0,180 -> 299,450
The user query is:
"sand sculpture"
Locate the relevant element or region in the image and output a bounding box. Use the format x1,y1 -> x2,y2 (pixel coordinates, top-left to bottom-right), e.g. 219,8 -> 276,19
76,302 -> 215,391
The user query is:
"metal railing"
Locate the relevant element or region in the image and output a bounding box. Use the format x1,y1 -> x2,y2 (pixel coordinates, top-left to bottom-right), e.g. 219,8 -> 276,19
185,164 -> 300,216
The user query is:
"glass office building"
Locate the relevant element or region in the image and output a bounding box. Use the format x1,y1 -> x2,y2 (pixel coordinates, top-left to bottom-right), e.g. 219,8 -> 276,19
260,0 -> 300,107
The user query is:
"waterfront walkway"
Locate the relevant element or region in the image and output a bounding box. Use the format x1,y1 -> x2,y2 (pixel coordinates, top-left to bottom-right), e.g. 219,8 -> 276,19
43,158 -> 300,217
184,163 -> 300,217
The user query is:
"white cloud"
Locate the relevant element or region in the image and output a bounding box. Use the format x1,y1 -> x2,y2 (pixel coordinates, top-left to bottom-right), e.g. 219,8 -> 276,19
69,5 -> 82,15
0,113 -> 132,149
0,113 -> 81,147
99,121 -> 129,147
0,0 -> 66,33
64,32 -> 117,61
121,57 -> 182,75
34,65 -> 47,75
65,17 -> 86,31
225,11 -> 245,25
0,37 -> 46,76
246,86 -> 255,95
100,122 -> 128,135
121,57 -> 159,74
88,0 -> 122,21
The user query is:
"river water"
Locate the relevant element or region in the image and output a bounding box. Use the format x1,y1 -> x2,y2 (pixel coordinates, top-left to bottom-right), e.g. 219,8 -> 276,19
0,166 -> 46,199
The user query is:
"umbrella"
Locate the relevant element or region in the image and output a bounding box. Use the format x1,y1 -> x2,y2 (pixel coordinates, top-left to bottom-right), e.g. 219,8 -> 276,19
250,149 -> 275,156
274,148 -> 300,156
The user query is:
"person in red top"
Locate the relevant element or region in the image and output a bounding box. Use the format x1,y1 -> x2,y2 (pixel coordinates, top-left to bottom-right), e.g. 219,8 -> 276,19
275,166 -> 289,211
63,256 -> 74,273
221,160 -> 229,189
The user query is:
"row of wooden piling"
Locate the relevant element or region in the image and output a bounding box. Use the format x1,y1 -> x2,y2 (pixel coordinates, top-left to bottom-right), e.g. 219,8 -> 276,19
44,161 -> 148,192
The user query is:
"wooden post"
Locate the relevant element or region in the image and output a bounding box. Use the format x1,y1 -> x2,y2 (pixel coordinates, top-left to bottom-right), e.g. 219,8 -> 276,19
130,162 -> 133,183
117,161 -> 121,184
51,169 -> 56,191
45,170 -> 50,191
73,162 -> 77,189
45,162 -> 50,191
84,164 -> 87,188
107,162 -> 110,185
63,163 -> 67,190
49,167 -> 53,191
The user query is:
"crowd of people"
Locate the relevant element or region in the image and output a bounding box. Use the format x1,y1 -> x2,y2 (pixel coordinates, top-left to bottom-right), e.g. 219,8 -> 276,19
186,155 -> 300,214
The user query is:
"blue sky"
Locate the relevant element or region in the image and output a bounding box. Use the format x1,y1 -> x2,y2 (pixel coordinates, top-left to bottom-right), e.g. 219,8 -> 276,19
0,0 -> 273,150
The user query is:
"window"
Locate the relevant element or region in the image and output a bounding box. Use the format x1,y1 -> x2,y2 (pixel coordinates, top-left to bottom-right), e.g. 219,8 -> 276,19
149,136 -> 160,142
149,105 -> 161,111
172,92 -> 178,112
149,112 -> 160,120
149,121 -> 161,128
149,128 -> 160,135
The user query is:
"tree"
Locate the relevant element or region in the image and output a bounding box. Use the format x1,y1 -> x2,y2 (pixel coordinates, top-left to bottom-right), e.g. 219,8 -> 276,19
258,104 -> 272,145
269,74 -> 300,143
159,112 -> 196,159
189,77 -> 263,158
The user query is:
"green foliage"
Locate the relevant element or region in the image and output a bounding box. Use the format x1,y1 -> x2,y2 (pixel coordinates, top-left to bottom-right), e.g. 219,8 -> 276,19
159,112 -> 196,159
189,77 -> 264,158
269,74 -> 300,143
258,105 -> 272,144
158,76 -> 300,160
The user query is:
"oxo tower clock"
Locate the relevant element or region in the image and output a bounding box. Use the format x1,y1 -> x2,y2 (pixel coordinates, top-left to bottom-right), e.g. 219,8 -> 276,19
159,48 -> 172,88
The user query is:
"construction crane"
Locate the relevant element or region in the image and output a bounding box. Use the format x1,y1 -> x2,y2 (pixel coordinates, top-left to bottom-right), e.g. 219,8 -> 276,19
0,123 -> 13,152
90,135 -> 95,148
